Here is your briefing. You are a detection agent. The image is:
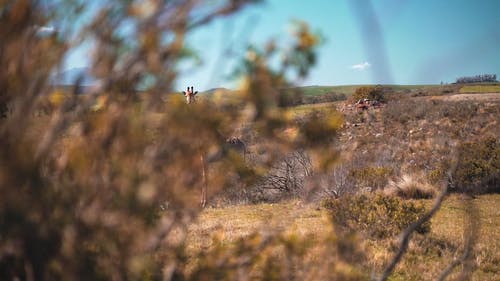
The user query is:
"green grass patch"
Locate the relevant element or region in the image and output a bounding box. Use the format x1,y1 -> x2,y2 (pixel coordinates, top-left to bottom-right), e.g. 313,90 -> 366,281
288,84 -> 441,97
459,84 -> 500,93
295,85 -> 363,96
198,84 -> 445,100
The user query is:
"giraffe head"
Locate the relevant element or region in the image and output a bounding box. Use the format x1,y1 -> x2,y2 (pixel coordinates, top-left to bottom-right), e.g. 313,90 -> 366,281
182,86 -> 198,104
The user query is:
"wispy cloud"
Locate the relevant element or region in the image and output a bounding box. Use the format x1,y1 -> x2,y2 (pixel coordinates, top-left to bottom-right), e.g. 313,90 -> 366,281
36,26 -> 56,33
350,61 -> 371,71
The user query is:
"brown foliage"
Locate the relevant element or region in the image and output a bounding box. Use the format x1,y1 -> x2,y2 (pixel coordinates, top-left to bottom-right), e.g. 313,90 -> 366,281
0,1 -> 343,280
0,1 -> 487,280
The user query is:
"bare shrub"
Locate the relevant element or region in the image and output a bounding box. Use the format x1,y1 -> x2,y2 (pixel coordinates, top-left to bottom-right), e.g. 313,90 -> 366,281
321,163 -> 356,198
254,150 -> 314,202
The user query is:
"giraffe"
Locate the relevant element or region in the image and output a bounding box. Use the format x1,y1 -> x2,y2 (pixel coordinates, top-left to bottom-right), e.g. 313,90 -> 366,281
181,86 -> 246,207
182,86 -> 198,104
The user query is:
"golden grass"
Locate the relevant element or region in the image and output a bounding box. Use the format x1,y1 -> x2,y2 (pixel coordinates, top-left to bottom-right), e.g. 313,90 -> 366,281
374,194 -> 500,280
427,194 -> 500,280
286,102 -> 341,119
185,194 -> 500,280
384,173 -> 437,199
187,201 -> 327,251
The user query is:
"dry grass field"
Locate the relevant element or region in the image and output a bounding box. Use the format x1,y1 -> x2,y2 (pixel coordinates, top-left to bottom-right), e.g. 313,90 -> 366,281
3,1 -> 498,279
186,194 -> 500,280
180,89 -> 500,280
9,87 -> 499,280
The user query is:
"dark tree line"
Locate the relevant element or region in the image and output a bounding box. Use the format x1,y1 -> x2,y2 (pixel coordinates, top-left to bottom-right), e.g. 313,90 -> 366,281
455,74 -> 497,84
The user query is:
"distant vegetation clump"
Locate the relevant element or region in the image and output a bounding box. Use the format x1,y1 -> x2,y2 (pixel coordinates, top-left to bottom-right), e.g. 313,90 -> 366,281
322,193 -> 430,238
348,166 -> 393,191
452,136 -> 500,194
455,74 -> 497,84
351,85 -> 386,102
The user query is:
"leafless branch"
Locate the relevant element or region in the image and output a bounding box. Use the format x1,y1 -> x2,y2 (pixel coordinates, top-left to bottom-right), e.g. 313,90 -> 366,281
187,0 -> 257,30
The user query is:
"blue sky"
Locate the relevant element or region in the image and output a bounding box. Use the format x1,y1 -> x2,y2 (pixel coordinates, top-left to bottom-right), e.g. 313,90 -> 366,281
65,0 -> 500,90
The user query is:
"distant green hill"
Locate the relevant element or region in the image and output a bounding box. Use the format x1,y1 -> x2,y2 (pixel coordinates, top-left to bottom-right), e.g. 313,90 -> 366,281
54,84 -> 479,98
287,84 -> 442,96
201,88 -> 232,95
200,85 -> 444,97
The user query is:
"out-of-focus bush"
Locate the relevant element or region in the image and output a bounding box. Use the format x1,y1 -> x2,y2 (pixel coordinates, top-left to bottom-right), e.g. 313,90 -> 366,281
188,230 -> 369,281
0,1 -> 345,280
322,193 -> 430,238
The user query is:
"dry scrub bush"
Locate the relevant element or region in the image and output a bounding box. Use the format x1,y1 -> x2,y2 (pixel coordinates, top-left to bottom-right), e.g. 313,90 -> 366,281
322,193 -> 430,239
318,151 -> 397,199
341,96 -> 498,194
428,136 -> 499,194
0,1 -> 348,280
381,98 -> 428,125
385,173 -> 436,199
381,98 -> 484,126
351,85 -> 386,102
451,136 -> 499,194
348,166 -> 393,191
